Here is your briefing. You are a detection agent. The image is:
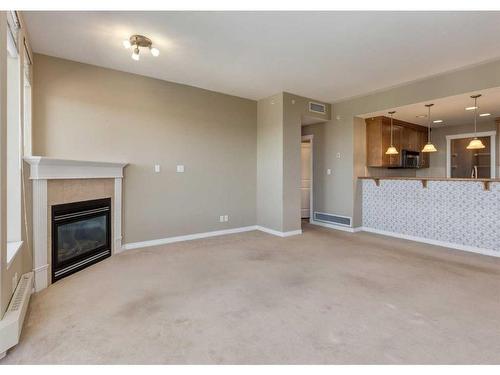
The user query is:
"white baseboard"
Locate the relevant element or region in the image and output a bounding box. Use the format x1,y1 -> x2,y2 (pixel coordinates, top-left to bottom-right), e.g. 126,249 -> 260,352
122,226 -> 258,251
121,224 -> 305,251
256,226 -> 302,237
361,227 -> 500,258
33,264 -> 49,292
310,220 -> 362,233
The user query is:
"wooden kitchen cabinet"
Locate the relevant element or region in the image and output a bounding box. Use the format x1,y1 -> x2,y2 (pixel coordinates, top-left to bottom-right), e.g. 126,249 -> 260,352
403,126 -> 420,151
365,116 -> 429,168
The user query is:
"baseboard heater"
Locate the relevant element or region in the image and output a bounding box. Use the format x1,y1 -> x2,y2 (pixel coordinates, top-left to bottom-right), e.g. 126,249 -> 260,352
314,211 -> 352,227
0,272 -> 33,359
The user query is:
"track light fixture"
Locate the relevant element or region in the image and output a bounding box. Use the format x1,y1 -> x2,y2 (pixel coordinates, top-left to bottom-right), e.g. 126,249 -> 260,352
123,34 -> 160,61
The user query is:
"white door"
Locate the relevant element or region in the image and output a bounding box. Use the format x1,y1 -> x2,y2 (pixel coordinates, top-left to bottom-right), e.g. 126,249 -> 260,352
301,142 -> 312,218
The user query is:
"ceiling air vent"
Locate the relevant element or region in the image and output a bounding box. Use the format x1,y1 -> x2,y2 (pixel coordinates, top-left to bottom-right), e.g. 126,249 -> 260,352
309,102 -> 326,114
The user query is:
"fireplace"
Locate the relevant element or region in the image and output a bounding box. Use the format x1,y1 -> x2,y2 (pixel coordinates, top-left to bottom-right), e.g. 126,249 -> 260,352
51,198 -> 111,282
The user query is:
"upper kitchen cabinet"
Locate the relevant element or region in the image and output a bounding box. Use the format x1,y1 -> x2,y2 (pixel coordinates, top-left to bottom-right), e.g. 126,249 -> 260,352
365,116 -> 429,168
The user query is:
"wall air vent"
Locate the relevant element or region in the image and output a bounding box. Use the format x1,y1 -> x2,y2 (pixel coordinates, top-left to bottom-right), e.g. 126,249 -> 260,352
309,102 -> 327,114
314,212 -> 352,227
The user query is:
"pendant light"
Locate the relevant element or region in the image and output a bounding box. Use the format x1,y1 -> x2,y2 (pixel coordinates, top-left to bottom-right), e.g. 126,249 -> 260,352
385,111 -> 399,155
422,104 -> 438,153
466,94 -> 486,150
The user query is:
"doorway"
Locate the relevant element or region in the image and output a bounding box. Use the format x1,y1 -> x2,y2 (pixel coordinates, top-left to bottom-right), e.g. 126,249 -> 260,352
446,131 -> 496,178
301,135 -> 313,221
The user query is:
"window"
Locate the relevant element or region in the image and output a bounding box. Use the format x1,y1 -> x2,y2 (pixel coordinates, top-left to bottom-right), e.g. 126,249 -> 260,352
23,42 -> 32,156
6,12 -> 22,264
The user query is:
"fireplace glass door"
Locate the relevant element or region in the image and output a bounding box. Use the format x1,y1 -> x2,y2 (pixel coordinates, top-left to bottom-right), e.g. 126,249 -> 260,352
52,198 -> 111,282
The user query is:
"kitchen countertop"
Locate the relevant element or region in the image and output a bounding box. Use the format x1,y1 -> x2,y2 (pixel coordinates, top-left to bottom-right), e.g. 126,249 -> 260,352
358,176 -> 500,190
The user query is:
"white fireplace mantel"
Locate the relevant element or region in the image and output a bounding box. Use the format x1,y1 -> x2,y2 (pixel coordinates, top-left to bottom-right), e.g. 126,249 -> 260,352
24,156 -> 127,180
24,156 -> 128,292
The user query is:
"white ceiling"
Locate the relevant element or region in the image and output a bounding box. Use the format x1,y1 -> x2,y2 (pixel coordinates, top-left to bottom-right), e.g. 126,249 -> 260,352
23,11 -> 500,102
360,86 -> 500,128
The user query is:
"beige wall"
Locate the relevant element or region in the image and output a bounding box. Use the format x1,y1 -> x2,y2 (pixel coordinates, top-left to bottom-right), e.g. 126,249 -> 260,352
306,58 -> 500,228
256,94 -> 283,231
33,54 -> 257,244
302,113 -> 351,220
283,93 -> 329,231
257,92 -> 330,232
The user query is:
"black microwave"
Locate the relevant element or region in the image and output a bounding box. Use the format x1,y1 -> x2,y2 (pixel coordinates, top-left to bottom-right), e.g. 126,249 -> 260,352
401,149 -> 420,168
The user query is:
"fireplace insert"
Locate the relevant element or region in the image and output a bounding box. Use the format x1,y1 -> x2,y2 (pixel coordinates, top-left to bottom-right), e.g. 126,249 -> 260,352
52,197 -> 111,282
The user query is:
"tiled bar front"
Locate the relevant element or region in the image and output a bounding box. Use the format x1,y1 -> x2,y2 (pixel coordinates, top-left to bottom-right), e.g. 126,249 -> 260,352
360,178 -> 500,254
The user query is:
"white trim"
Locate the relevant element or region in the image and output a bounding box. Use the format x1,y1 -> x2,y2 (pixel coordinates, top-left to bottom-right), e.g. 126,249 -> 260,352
361,227 -> 500,258
122,225 -> 304,251
310,220 -> 361,233
32,179 -> 48,292
446,130 -> 496,178
24,156 -> 128,180
122,226 -> 259,251
113,178 -> 123,254
301,134 -> 314,221
256,226 -> 302,237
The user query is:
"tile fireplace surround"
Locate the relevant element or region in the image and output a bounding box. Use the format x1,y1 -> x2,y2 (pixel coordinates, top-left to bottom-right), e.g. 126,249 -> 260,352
24,157 -> 127,292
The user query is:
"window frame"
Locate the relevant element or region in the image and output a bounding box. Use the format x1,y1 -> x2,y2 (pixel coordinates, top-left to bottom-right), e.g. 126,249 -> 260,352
5,11 -> 25,268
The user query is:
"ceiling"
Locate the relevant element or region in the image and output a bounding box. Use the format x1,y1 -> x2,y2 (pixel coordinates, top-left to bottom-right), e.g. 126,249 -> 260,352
360,86 -> 500,128
23,11 -> 500,102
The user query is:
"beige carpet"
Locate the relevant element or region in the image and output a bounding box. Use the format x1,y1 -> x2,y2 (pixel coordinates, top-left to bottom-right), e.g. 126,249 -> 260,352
2,223 -> 500,364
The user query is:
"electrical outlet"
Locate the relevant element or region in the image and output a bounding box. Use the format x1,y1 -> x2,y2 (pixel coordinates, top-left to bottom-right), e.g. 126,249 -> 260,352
327,169 -> 332,175
224,215 -> 229,222
336,152 -> 341,159
176,165 -> 185,173
154,164 -> 161,173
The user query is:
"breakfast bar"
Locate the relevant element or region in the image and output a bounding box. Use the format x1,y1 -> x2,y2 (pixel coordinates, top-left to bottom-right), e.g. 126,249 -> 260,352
358,177 -> 500,255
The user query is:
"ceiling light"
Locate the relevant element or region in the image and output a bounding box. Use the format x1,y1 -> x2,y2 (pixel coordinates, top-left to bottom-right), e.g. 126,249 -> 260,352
479,113 -> 491,117
416,114 -> 427,118
465,106 -> 478,111
150,47 -> 160,57
385,111 -> 399,155
132,47 -> 140,61
467,95 -> 486,150
386,146 -> 399,155
124,34 -> 160,61
433,120 -> 443,123
422,104 -> 437,153
422,143 -> 438,152
467,138 -> 486,150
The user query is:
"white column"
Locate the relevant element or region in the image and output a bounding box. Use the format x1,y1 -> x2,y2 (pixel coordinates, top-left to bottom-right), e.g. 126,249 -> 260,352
113,178 -> 123,253
32,179 -> 48,292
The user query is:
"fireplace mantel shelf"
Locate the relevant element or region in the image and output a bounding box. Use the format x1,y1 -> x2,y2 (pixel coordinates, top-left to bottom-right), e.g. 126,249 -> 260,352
24,156 -> 128,180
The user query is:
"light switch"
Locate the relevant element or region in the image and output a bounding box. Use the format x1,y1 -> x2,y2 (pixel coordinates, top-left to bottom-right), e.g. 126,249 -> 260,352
327,169 -> 332,175
176,165 -> 185,173
219,215 -> 224,222
224,215 -> 229,222
336,152 -> 341,159
154,164 -> 161,173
